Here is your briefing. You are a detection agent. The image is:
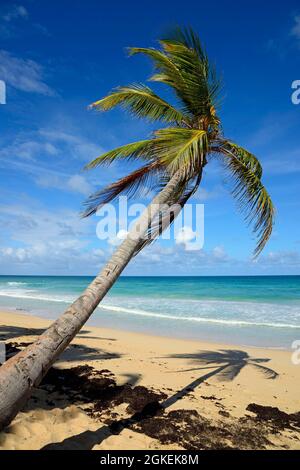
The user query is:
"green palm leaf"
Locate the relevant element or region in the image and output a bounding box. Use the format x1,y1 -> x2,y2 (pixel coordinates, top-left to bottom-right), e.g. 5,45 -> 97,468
159,30 -> 222,116
128,47 -> 185,88
218,140 -> 263,178
84,26 -> 274,256
220,147 -> 274,256
84,139 -> 154,169
129,38 -> 221,120
90,84 -> 185,124
128,47 -> 188,108
152,127 -> 208,175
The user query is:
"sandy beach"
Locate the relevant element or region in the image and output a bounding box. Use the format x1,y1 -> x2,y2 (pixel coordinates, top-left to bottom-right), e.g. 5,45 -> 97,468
0,309 -> 299,450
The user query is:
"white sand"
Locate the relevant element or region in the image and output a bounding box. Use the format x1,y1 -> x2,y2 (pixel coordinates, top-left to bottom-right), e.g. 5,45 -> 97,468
0,309 -> 299,450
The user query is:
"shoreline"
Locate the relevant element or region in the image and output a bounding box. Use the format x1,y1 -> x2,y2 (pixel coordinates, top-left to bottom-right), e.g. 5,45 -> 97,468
0,306 -> 292,351
0,297 -> 300,351
0,308 -> 300,450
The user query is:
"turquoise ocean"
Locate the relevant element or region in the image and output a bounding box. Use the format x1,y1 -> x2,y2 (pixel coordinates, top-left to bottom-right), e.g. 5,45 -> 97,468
0,275 -> 299,349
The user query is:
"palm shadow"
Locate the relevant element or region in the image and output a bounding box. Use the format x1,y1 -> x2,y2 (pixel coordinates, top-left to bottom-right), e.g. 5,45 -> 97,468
41,349 -> 278,450
169,349 -> 278,380
162,349 -> 278,407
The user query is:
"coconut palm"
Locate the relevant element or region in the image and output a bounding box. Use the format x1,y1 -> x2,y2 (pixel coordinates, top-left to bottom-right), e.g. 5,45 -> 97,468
0,27 -> 274,430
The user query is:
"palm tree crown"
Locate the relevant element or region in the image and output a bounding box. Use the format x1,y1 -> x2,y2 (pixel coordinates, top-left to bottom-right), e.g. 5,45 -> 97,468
83,27 -> 274,256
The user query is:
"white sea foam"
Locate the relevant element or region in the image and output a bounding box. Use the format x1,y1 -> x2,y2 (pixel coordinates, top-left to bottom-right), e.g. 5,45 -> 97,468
0,287 -> 299,330
0,290 -> 72,303
6,282 -> 27,286
98,305 -> 300,329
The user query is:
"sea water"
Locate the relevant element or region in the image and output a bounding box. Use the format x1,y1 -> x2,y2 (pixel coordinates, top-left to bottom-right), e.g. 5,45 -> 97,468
0,275 -> 299,349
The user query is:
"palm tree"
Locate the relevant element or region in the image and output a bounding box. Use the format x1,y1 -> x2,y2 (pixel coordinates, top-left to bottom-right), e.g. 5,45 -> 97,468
0,27 -> 274,430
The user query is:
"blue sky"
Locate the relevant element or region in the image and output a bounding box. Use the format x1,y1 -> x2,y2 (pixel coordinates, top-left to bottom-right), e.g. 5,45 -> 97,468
0,0 -> 300,276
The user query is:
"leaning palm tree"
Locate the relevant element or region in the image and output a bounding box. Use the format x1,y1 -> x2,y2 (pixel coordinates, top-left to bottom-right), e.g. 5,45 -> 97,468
0,27 -> 274,430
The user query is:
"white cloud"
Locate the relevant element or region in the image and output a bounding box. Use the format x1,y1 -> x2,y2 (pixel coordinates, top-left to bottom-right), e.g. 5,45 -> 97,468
0,126 -> 101,163
192,186 -> 224,201
66,174 -> 93,196
0,125 -> 105,197
1,139 -> 58,161
36,173 -> 93,196
38,129 -> 101,160
0,202 -> 107,274
258,250 -> 300,267
1,197 -> 298,275
212,245 -> 228,261
133,242 -> 232,273
0,204 -> 88,244
0,50 -> 55,96
291,16 -> 300,39
0,243 -> 106,273
262,148 -> 300,175
2,5 -> 28,22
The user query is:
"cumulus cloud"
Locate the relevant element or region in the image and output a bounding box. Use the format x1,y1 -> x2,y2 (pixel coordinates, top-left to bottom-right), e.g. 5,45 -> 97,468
0,243 -> 106,274
133,242 -> 232,274
1,197 -> 298,275
0,202 -> 107,274
0,50 -> 55,95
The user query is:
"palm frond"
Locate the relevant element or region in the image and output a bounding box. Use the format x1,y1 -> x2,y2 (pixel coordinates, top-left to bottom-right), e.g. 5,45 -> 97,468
128,47 -> 185,87
152,127 -> 208,175
218,140 -> 263,178
84,139 -> 154,169
90,84 -> 185,124
218,145 -> 275,256
159,31 -> 222,117
129,33 -> 222,120
161,26 -> 209,73
84,27 -> 273,261
82,162 -> 162,217
128,47 -> 188,107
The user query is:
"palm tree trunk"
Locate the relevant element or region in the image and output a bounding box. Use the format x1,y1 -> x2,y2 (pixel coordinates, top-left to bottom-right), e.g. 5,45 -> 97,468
0,170 -> 186,430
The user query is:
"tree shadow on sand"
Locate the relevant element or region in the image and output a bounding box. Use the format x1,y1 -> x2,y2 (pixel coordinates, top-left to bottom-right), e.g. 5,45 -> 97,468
0,325 -> 117,342
41,349 -> 278,450
162,349 -> 278,407
0,324 -> 120,365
